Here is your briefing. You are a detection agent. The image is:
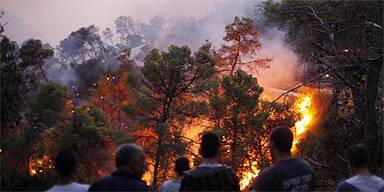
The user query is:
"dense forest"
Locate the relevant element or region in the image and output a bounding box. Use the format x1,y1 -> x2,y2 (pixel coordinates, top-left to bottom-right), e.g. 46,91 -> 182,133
1,1 -> 383,191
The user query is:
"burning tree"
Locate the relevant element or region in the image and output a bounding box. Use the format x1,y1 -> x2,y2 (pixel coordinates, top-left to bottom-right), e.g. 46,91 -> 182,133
263,0 -> 383,189
209,70 -> 263,170
124,44 -> 215,189
90,49 -> 135,130
5,82 -> 68,189
216,16 -> 271,75
208,70 -> 297,189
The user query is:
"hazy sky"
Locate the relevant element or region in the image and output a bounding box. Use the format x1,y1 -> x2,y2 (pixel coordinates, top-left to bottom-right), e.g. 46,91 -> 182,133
1,0 -> 300,89
1,0 -> 232,45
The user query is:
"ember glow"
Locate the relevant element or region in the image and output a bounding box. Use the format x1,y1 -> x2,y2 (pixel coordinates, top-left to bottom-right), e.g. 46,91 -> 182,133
239,153 -> 261,190
239,93 -> 316,190
293,94 -> 315,152
28,155 -> 53,176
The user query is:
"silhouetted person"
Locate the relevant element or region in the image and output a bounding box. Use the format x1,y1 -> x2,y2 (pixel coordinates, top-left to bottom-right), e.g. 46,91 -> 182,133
336,144 -> 384,192
47,150 -> 89,192
88,144 -> 149,191
161,156 -> 190,192
251,127 -> 315,191
179,132 -> 240,191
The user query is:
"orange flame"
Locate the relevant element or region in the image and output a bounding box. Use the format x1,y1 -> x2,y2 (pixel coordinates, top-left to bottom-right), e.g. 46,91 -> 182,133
239,156 -> 260,190
29,155 -> 53,176
293,94 -> 314,152
239,93 -> 315,190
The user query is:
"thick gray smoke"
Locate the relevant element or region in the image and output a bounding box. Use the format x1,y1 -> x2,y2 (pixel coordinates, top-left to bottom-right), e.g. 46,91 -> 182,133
45,0 -> 301,91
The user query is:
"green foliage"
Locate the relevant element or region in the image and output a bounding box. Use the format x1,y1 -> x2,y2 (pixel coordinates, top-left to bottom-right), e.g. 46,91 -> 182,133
1,81 -> 68,191
54,105 -> 112,182
58,25 -> 104,64
27,82 -> 67,128
20,39 -> 53,83
126,43 -> 216,188
209,70 -> 264,169
129,43 -> 215,125
0,36 -> 26,130
126,71 -> 139,88
209,69 -> 296,176
217,17 -> 270,74
222,70 -> 263,111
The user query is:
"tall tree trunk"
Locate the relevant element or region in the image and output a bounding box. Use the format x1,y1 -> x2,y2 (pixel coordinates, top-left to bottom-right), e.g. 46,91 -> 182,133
38,64 -> 48,82
231,113 -> 239,171
230,50 -> 240,76
152,97 -> 172,190
364,59 -> 383,170
152,135 -> 162,191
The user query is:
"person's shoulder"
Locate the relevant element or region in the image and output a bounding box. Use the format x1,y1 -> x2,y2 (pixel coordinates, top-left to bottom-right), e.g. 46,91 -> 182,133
183,165 -> 232,181
258,166 -> 276,177
161,180 -> 173,187
251,168 -> 275,191
89,176 -> 114,191
89,175 -> 148,191
336,180 -> 359,192
183,166 -> 211,178
45,186 -> 56,192
372,175 -> 384,183
259,167 -> 276,182
72,183 -> 90,191
92,175 -> 114,184
46,183 -> 89,192
293,157 -> 310,166
371,175 -> 384,189
220,164 -> 235,173
293,158 -> 315,172
186,164 -> 232,177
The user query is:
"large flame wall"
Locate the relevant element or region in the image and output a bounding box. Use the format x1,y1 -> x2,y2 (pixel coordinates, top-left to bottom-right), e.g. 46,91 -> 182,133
238,93 -> 315,190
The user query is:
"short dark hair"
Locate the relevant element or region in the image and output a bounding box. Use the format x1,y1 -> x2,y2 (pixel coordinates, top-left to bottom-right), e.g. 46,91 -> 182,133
175,156 -> 190,176
346,144 -> 369,169
270,127 -> 293,153
115,144 -> 144,168
54,150 -> 77,178
200,132 -> 220,158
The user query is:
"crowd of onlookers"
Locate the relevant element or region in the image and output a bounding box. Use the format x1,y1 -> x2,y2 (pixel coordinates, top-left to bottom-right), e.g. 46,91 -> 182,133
46,127 -> 384,192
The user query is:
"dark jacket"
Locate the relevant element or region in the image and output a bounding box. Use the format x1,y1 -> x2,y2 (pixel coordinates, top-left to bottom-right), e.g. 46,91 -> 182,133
251,158 -> 315,191
88,170 -> 149,191
179,164 -> 240,191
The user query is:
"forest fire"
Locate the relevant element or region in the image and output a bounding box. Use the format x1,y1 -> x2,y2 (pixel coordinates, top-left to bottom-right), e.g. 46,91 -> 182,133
2,0 -> 381,191
238,92 -> 316,190
239,154 -> 261,190
28,155 -> 53,176
293,94 -> 314,152
26,91 -> 316,190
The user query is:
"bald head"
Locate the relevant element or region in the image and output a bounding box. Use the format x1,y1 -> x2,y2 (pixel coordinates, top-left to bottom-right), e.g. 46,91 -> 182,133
115,144 -> 146,178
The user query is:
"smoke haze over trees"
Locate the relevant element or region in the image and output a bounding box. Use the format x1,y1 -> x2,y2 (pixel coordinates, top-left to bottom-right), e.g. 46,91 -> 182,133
1,1 -> 382,191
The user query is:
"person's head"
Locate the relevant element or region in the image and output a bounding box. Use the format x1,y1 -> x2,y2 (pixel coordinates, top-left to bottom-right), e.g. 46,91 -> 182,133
269,127 -> 293,161
174,156 -> 190,177
54,150 -> 78,179
199,132 -> 220,159
115,143 -> 146,178
346,144 -> 370,173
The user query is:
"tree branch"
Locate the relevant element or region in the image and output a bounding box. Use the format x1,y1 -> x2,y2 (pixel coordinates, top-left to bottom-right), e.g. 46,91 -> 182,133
272,65 -> 362,102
